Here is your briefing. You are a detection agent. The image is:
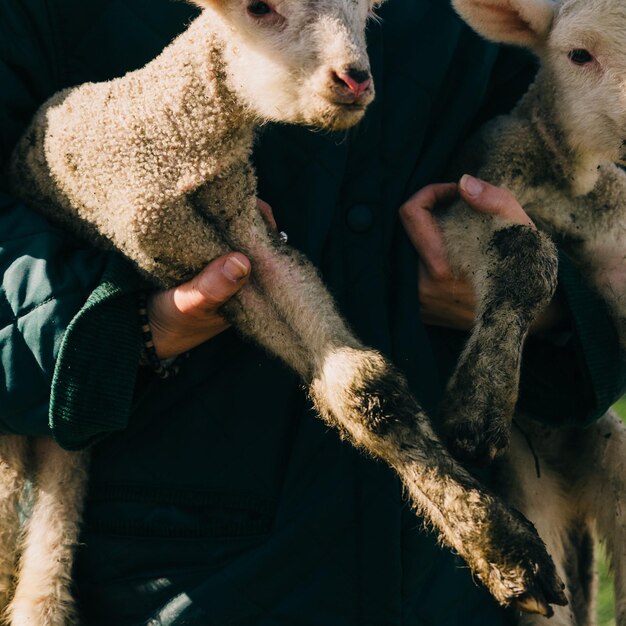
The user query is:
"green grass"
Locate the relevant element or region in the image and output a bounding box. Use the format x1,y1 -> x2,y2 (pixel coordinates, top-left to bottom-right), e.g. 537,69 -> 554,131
598,542 -> 615,626
614,396 -> 626,417
597,398 -> 626,625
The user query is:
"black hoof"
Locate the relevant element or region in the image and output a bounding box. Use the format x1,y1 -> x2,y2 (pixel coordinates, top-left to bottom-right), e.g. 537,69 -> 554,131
444,423 -> 509,466
512,565 -> 568,616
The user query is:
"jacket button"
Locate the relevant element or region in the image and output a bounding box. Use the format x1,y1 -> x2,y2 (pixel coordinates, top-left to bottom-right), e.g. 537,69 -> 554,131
346,205 -> 375,233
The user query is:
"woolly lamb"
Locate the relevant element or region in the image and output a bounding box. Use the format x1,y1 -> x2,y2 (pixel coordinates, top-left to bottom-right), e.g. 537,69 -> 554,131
438,0 -> 626,623
5,0 -> 567,623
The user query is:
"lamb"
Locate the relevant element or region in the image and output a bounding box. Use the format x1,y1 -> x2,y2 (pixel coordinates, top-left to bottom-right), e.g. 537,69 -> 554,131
437,0 -> 626,466
3,0 -> 568,623
431,0 -> 626,622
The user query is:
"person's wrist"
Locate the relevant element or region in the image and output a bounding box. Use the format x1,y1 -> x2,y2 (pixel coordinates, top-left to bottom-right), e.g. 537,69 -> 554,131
144,253 -> 251,360
146,291 -> 229,360
138,293 -> 187,377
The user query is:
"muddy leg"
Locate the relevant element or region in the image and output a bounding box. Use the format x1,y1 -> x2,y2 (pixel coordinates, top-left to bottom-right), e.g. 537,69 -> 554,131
311,371 -> 567,615
441,224 -> 558,464
216,210 -> 566,614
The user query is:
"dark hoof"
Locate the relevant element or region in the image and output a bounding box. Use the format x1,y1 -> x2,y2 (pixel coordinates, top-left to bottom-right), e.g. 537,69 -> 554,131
444,422 -> 509,466
499,521 -> 567,616
471,506 -> 567,614
512,567 -> 568,616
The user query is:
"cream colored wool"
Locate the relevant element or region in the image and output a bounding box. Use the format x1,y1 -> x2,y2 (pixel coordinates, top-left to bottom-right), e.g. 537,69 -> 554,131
441,0 -> 626,623
5,0 -> 569,623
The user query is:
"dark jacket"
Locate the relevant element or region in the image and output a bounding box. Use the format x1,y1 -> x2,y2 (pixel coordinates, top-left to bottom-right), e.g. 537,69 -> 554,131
1,0 -> 624,624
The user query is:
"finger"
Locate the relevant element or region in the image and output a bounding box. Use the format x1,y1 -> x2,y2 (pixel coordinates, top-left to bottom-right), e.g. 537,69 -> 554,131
402,182 -> 459,215
458,175 -> 535,227
257,198 -> 277,231
399,182 -> 458,279
174,252 -> 251,316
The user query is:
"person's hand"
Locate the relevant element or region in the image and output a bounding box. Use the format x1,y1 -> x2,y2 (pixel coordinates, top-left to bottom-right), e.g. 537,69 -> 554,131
399,175 -> 563,333
147,252 -> 251,359
146,199 -> 277,359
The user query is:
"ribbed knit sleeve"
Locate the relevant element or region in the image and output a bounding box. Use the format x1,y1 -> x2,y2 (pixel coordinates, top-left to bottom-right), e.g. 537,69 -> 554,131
49,255 -> 144,449
0,193 -> 111,437
0,0 -> 145,448
519,252 -> 626,425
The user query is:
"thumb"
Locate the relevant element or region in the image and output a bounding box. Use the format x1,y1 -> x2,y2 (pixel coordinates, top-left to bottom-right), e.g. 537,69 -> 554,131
458,175 -> 535,228
174,253 -> 251,315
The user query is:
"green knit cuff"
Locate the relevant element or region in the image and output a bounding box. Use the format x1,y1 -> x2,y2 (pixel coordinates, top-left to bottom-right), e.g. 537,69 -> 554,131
49,255 -> 145,450
558,251 -> 626,423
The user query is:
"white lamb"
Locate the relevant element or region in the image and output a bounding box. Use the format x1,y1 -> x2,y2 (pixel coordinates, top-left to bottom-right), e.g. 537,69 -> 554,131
4,0 -> 566,624
438,0 -> 626,623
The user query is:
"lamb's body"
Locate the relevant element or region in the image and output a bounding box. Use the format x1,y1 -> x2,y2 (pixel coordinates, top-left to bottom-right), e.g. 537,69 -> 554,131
4,3 -> 566,624
485,91 -> 626,626
441,0 -> 626,463
13,15 -> 256,288
446,77 -> 626,325
441,0 -> 626,622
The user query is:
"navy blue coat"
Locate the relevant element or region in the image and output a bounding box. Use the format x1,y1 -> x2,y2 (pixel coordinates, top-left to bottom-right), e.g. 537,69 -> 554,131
1,0 -> 624,623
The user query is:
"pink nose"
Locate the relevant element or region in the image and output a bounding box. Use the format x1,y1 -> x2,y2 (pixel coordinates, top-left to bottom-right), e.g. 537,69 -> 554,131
332,68 -> 372,99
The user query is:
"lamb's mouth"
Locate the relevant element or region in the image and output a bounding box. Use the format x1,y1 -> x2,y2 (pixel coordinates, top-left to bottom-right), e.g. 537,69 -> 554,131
327,101 -> 369,129
305,95 -> 371,131
332,101 -> 368,111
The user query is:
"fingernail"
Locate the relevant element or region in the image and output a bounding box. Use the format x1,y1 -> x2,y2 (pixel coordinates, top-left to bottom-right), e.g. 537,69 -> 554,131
224,255 -> 249,281
461,174 -> 483,197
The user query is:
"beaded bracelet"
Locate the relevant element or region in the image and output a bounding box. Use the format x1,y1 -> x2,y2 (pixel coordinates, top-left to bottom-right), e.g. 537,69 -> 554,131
137,292 -> 184,379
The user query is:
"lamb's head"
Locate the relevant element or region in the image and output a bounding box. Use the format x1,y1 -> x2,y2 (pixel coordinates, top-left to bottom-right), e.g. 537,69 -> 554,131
452,0 -> 626,193
549,0 -> 626,167
191,0 -> 380,130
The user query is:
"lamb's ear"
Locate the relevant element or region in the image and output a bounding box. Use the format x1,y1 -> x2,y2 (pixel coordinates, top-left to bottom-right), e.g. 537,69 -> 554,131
452,0 -> 554,49
188,0 -> 213,8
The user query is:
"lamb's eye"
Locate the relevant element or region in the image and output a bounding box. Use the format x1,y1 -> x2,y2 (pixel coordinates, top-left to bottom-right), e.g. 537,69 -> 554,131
248,1 -> 272,16
568,49 -> 593,65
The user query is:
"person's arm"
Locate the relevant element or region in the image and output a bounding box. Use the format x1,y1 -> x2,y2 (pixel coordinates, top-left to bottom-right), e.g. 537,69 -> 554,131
400,177 -> 626,426
0,0 -> 113,439
0,0 -> 250,447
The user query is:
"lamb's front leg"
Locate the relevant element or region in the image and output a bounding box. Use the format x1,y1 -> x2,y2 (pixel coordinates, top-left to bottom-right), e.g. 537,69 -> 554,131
573,411 -> 626,626
313,365 -> 568,615
439,210 -> 558,464
214,199 -> 566,614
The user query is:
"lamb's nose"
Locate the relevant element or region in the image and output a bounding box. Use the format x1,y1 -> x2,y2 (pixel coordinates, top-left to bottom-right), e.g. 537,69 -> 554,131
332,68 -> 372,98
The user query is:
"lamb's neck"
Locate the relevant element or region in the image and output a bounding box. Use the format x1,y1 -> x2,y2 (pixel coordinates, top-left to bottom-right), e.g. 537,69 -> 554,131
131,10 -> 257,170
513,70 -> 603,197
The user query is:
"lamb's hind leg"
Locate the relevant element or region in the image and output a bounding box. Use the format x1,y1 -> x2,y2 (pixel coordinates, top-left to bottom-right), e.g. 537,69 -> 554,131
440,218 -> 558,464
216,205 -> 566,615
572,411 -> 626,626
8,440 -> 88,626
500,417 -> 597,626
501,410 -> 626,626
0,436 -> 28,618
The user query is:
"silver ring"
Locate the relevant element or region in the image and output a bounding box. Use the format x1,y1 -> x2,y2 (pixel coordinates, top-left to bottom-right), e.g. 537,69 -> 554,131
279,231 -> 289,244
